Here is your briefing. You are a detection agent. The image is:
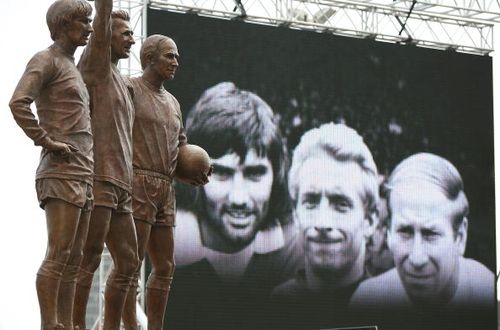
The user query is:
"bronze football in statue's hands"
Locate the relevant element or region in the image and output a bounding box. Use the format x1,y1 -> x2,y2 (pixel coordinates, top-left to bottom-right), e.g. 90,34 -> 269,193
175,144 -> 211,185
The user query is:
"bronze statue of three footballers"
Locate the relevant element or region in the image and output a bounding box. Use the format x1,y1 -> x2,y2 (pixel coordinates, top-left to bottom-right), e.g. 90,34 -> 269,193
9,0 -> 208,329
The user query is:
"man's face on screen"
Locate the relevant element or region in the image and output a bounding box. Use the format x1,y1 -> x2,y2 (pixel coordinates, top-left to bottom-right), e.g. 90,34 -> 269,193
388,184 -> 466,306
295,155 -> 370,275
201,149 -> 274,252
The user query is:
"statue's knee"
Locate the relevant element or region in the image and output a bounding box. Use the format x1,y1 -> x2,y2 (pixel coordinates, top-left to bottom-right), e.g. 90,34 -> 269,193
106,271 -> 134,292
127,270 -> 141,290
85,241 -> 104,259
68,250 -> 84,267
126,254 -> 140,275
37,259 -> 66,280
46,245 -> 72,264
85,253 -> 102,272
166,259 -> 175,275
146,271 -> 173,292
115,252 -> 139,275
61,264 -> 80,284
82,241 -> 105,268
77,267 -> 95,288
155,259 -> 175,277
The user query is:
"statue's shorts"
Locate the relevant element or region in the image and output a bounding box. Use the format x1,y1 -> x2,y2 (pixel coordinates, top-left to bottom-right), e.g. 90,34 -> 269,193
132,169 -> 175,227
93,180 -> 132,213
36,178 -> 93,211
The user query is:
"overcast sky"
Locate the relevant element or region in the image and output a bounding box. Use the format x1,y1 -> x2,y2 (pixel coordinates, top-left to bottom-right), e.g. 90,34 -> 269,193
0,1 -> 498,329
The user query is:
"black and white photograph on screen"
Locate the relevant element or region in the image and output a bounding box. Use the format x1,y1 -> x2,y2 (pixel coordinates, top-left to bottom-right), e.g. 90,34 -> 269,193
351,152 -> 494,310
269,123 -> 380,330
349,153 -> 495,329
146,8 -> 497,330
166,81 -> 302,330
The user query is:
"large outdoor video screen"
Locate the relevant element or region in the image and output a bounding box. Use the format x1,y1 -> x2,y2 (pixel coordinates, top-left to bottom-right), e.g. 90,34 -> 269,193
148,8 -> 496,330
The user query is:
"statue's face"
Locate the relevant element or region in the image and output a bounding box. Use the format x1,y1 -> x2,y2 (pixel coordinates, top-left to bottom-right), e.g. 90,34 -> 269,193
201,149 -> 274,251
64,15 -> 93,47
150,39 -> 179,81
111,18 -> 135,60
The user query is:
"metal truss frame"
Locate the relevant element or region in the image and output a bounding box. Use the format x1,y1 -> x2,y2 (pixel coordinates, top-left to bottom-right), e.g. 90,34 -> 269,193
147,0 -> 500,55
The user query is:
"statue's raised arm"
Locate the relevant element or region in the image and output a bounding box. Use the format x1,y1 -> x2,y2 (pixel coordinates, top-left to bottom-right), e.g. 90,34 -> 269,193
78,0 -> 113,85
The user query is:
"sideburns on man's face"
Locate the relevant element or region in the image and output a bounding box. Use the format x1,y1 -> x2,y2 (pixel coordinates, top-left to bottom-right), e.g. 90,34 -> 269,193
63,15 -> 93,47
111,19 -> 134,60
200,149 -> 274,252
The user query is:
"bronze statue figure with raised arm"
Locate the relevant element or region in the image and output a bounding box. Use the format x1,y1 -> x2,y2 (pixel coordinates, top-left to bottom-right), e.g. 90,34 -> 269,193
72,0 -> 139,329
9,1 -> 94,329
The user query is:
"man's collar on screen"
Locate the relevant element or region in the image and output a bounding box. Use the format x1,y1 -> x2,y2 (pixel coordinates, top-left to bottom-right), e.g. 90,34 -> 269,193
175,209 -> 285,266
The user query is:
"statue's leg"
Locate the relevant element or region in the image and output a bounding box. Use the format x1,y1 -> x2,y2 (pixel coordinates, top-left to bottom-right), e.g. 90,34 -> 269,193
58,208 -> 91,329
73,206 -> 112,329
145,224 -> 175,330
103,211 -> 139,330
122,220 -> 151,330
38,198 -> 82,330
